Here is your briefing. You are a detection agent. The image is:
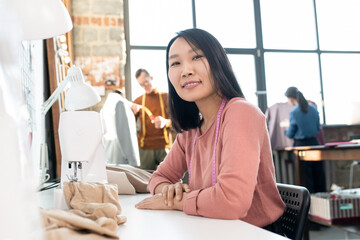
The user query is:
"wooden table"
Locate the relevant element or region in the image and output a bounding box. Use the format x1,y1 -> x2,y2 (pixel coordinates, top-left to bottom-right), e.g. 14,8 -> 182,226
285,143 -> 360,239
285,143 -> 360,186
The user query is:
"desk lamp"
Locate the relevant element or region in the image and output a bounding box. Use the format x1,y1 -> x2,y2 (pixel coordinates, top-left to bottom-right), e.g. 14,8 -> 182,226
12,0 -> 73,41
40,54 -> 101,184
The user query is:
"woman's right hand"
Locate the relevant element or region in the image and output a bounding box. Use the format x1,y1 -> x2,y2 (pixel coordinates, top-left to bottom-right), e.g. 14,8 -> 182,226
156,182 -> 191,207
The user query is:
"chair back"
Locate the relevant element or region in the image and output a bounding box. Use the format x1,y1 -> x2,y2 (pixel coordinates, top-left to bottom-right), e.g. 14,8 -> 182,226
275,183 -> 310,240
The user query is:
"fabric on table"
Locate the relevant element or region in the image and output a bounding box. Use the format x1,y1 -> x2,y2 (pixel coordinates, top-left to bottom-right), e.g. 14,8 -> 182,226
63,181 -> 126,225
41,182 -> 126,240
106,164 -> 152,193
40,208 -> 118,240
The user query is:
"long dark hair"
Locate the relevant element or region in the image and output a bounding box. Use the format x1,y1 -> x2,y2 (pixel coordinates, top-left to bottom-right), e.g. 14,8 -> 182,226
285,86 -> 308,113
166,28 -> 244,132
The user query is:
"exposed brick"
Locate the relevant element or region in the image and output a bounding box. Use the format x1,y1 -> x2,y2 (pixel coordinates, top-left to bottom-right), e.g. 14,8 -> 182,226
104,17 -> 110,27
98,29 -> 109,42
83,28 -> 98,42
109,28 -> 123,42
117,18 -> 123,27
91,17 -> 98,25
73,27 -> 83,43
92,44 -> 122,56
83,16 -> 90,25
110,17 -> 117,27
72,0 -> 91,14
92,0 -> 123,15
74,44 -> 92,57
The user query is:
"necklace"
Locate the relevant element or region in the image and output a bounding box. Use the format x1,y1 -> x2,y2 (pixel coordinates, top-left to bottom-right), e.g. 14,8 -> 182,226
188,98 -> 227,187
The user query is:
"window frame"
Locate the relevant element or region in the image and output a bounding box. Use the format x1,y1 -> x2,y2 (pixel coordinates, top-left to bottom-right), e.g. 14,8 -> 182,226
124,0 -> 360,125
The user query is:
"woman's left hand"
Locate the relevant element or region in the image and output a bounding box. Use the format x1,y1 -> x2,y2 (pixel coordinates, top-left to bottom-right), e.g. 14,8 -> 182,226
135,192 -> 187,211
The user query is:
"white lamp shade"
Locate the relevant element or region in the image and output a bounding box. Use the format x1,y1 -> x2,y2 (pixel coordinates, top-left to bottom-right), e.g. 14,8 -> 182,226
14,0 -> 73,40
65,83 -> 101,111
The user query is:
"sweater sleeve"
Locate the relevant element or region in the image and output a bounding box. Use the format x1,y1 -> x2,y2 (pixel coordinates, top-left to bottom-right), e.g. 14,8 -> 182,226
147,134 -> 188,194
285,110 -> 297,138
183,102 -> 268,219
315,108 -> 321,133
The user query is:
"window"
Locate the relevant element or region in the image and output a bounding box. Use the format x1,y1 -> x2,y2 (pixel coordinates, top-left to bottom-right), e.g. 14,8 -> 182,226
130,50 -> 167,100
261,0 -> 317,50
227,54 -> 257,105
195,0 -> 256,48
264,52 -> 323,122
125,0 -> 360,125
316,0 -> 360,51
128,0 -> 192,47
321,53 -> 360,124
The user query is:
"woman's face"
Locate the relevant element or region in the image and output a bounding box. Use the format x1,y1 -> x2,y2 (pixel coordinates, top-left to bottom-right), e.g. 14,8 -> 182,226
167,37 -> 217,103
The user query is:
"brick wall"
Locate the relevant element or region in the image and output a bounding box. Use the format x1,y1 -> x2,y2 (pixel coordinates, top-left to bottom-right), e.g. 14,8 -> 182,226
71,0 -> 125,112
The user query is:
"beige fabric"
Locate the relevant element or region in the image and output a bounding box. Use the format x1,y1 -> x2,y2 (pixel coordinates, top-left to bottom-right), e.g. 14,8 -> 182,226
63,181 -> 126,224
106,164 -> 152,193
40,209 -> 118,240
41,182 -> 126,240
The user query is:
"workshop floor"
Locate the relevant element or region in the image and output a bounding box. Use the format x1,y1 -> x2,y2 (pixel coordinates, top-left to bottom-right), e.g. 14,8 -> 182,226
310,226 -> 360,240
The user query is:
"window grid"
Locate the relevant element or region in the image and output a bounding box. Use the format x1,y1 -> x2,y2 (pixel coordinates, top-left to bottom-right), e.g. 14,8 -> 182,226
124,0 -> 359,125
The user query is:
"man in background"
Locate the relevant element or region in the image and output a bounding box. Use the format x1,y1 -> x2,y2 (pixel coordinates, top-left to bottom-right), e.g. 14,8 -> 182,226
131,69 -> 172,170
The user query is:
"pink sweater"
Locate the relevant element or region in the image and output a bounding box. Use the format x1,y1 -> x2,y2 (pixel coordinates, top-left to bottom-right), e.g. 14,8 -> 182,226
148,98 -> 285,227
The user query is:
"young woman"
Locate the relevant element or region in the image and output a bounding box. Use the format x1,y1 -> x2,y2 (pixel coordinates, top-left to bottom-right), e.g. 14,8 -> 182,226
285,86 -> 326,193
135,28 -> 285,228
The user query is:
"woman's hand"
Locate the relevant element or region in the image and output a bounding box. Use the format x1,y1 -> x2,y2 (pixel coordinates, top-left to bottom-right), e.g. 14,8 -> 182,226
160,182 -> 191,207
135,192 -> 188,211
136,182 -> 191,211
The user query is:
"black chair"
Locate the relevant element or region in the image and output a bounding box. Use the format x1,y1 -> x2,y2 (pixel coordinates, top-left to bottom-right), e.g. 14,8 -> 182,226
274,183 -> 310,240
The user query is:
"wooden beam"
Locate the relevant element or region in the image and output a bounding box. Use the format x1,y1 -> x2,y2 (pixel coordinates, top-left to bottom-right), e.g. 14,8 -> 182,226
46,38 -> 62,178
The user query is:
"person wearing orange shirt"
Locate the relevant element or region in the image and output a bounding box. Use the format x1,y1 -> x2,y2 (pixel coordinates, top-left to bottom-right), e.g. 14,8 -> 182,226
131,69 -> 172,170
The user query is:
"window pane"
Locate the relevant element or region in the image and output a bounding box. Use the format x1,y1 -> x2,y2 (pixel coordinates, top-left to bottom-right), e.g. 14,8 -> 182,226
264,52 -> 323,122
130,50 -> 168,100
260,0 -> 317,50
129,0 -> 193,46
196,0 -> 256,48
321,53 -> 360,124
316,0 -> 360,51
227,54 -> 257,105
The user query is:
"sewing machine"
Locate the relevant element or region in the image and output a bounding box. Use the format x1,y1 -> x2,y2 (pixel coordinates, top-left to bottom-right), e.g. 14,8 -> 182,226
55,111 -> 107,209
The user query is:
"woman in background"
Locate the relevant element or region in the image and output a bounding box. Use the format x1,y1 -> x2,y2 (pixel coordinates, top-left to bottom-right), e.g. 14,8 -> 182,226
135,28 -> 285,228
285,86 -> 326,193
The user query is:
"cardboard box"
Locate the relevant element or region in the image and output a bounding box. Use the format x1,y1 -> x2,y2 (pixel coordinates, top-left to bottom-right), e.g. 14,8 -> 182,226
309,192 -> 360,224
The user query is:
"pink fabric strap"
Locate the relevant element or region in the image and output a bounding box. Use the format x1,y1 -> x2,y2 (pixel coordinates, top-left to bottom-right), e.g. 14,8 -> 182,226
189,98 -> 227,187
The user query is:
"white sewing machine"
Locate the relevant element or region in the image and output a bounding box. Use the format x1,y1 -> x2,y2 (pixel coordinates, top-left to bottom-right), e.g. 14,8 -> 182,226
55,111 -> 108,209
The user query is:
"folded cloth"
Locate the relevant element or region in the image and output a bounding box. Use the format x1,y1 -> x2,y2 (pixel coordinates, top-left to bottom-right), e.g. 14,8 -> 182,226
63,181 -> 126,225
40,182 -> 127,240
106,164 -> 152,193
40,208 -> 119,240
107,170 -> 136,194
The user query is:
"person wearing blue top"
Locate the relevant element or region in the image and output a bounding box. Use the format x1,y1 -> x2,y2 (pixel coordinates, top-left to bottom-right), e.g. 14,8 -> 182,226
285,87 -> 326,193
286,103 -> 320,140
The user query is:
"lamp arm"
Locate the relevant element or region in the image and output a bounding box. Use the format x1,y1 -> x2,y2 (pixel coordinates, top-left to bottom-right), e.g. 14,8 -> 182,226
39,72 -> 70,184
41,75 -> 70,115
